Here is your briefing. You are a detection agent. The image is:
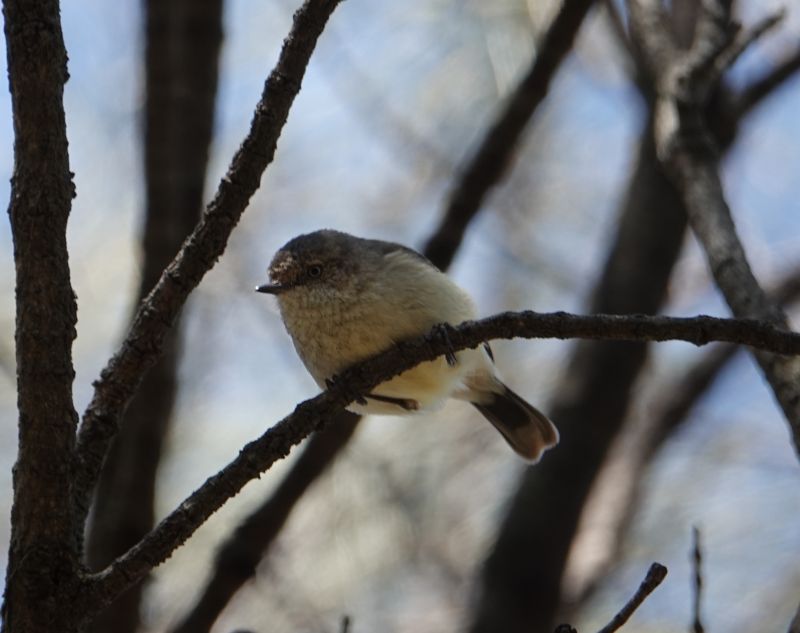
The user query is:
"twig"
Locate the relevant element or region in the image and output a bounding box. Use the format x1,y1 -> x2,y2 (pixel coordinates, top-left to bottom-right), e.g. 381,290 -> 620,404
596,563 -> 668,633
691,527 -> 705,633
789,601 -> 800,633
72,0 -> 344,530
735,45 -> 800,118
714,8 -> 786,75
340,615 -> 351,633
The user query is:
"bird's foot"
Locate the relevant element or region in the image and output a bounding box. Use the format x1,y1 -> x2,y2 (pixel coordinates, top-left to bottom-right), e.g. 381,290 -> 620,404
367,393 -> 419,411
325,375 -> 368,406
432,322 -> 458,367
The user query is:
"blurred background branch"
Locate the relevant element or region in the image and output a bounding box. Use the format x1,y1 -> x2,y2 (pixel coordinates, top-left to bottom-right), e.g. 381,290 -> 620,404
629,0 -> 800,454
85,3 -> 223,633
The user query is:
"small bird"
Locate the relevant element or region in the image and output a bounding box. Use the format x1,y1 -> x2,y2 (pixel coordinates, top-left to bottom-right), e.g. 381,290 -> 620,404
256,229 -> 558,462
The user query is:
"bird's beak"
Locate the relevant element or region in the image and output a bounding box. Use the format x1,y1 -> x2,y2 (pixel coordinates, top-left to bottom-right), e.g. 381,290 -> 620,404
255,282 -> 286,295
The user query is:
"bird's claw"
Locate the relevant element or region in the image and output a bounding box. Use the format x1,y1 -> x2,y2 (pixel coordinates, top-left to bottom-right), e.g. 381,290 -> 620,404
432,323 -> 458,367
325,374 -> 368,406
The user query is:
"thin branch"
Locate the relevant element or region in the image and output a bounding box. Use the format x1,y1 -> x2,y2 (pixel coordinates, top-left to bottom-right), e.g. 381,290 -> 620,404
628,0 -> 800,456
714,8 -> 786,75
72,0 -> 344,529
78,310 -> 798,613
596,563 -> 668,633
169,412 -> 360,633
735,45 -> 800,118
691,527 -> 705,633
423,0 -> 596,270
789,602 -> 800,633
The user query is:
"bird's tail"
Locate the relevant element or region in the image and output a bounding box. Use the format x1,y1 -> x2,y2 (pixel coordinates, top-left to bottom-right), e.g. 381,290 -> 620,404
471,383 -> 559,462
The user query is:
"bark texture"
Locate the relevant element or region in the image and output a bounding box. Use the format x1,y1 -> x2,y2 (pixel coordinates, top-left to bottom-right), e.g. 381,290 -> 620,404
2,0 -> 83,631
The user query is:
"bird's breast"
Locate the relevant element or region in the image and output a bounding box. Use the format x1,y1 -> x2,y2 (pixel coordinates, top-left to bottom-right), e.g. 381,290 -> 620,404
278,293 -> 400,384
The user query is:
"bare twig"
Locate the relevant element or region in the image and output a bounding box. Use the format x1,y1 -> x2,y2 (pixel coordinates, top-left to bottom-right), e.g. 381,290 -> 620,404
423,0 -> 596,270
596,563 -> 668,633
715,8 -> 786,75
735,46 -> 800,117
72,0 -> 344,530
691,527 -> 705,633
789,602 -> 800,633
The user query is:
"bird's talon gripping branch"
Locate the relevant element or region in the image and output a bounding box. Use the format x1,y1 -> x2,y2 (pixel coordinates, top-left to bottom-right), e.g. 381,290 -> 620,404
325,375 -> 368,406
432,322 -> 458,367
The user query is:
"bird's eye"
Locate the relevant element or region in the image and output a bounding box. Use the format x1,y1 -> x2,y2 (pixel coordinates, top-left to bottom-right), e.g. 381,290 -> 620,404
307,265 -> 323,278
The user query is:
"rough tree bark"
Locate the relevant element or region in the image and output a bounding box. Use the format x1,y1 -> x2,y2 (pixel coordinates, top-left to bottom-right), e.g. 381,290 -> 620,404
1,0 -> 82,631
86,1 -> 223,632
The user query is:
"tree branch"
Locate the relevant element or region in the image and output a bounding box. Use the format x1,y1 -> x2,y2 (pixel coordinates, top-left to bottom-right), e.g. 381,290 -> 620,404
628,0 -> 800,456
691,527 -> 705,633
72,0 -> 344,529
735,45 -> 800,118
79,310 -> 798,614
169,412 -> 360,633
596,563 -> 668,633
423,0 -> 596,269
789,601 -> 800,633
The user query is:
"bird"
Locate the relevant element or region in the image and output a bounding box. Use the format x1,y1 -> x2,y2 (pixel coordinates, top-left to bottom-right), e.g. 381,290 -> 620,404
256,229 -> 558,462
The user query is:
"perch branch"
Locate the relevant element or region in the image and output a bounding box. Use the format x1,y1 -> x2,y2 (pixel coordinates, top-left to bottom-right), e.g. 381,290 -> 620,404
80,310 -> 797,613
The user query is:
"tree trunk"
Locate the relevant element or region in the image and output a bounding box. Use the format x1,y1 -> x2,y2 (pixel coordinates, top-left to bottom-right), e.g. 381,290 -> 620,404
2,0 -> 84,631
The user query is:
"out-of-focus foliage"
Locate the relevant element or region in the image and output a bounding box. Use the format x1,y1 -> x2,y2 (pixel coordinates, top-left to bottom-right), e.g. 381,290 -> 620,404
1,1 -> 798,632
